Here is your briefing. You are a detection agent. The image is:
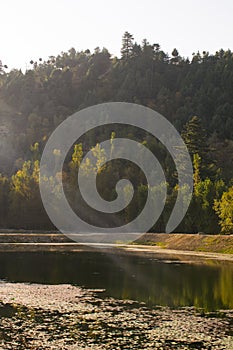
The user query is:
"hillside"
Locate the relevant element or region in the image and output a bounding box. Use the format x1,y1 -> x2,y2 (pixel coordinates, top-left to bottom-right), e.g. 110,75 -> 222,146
0,33 -> 232,234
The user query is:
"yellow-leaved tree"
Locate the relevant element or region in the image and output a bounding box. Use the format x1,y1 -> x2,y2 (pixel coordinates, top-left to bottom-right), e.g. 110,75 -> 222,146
214,186 -> 233,234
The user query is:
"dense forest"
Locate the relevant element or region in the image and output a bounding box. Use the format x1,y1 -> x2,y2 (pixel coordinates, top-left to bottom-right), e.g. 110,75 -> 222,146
0,32 -> 232,234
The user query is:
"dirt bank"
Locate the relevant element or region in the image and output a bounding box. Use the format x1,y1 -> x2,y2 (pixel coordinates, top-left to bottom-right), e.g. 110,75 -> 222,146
134,233 -> 233,254
0,233 -> 232,261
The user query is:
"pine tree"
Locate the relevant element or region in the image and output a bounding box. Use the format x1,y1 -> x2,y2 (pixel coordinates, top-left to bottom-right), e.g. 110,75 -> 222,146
181,116 -> 208,159
181,116 -> 215,178
121,32 -> 134,60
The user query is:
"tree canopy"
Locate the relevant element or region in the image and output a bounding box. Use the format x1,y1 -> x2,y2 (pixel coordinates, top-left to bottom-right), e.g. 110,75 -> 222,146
0,33 -> 232,233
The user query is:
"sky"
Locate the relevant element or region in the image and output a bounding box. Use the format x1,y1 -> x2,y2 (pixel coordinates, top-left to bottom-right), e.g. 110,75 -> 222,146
1,0 -> 233,70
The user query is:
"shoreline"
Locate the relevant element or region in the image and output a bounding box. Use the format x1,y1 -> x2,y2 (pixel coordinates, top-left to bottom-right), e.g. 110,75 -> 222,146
0,232 -> 232,262
0,283 -> 232,349
122,244 -> 233,261
0,242 -> 232,262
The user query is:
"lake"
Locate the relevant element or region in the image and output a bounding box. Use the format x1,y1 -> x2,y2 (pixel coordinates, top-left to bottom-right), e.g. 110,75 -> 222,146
0,250 -> 232,312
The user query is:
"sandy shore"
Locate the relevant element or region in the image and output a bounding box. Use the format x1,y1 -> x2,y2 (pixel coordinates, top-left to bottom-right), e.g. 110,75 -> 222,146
0,232 -> 232,262
123,244 -> 233,261
0,242 -> 232,263
0,283 -> 232,349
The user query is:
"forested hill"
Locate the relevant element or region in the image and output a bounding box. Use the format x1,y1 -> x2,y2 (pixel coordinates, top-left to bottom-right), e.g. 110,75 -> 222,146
0,32 -> 233,175
0,33 -> 232,233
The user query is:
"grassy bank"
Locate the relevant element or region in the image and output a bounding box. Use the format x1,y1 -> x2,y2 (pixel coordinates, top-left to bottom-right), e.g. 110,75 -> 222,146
134,233 -> 233,254
0,232 -> 232,255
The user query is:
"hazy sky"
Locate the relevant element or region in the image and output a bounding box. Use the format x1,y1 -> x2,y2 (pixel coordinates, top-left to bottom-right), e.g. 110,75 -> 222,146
1,0 -> 233,70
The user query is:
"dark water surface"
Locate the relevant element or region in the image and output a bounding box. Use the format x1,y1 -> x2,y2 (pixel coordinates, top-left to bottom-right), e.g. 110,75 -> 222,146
0,251 -> 232,311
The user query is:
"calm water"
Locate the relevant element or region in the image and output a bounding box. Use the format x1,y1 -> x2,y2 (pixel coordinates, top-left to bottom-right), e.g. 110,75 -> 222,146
0,251 -> 232,311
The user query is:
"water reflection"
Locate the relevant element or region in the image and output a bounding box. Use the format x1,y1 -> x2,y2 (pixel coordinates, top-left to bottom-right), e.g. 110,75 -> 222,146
0,251 -> 232,311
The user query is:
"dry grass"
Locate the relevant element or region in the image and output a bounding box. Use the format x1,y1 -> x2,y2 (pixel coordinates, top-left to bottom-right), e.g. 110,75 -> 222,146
134,233 -> 233,254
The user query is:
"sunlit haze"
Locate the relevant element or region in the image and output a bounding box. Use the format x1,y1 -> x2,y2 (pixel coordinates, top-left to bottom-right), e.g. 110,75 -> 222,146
1,0 -> 233,70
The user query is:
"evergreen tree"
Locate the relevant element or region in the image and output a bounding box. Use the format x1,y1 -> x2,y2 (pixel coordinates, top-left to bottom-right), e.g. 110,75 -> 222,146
181,116 -> 208,159
121,32 -> 134,60
181,116 -> 216,178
